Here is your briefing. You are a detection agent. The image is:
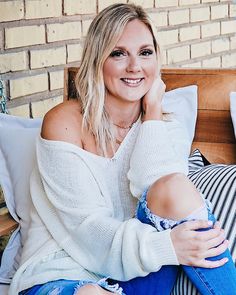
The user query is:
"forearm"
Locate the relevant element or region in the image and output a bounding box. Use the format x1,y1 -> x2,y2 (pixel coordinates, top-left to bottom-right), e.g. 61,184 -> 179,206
128,120 -> 190,198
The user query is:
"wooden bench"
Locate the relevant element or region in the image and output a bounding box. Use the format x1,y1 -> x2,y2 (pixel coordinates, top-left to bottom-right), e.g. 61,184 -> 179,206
1,68 -> 236,238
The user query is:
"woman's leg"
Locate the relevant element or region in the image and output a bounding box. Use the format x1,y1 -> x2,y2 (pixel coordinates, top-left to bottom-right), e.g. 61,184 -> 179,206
112,265 -> 179,295
76,284 -> 118,295
144,173 -> 236,295
182,210 -> 236,295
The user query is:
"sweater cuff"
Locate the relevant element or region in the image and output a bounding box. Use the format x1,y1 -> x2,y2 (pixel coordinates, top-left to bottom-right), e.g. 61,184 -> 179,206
148,229 -> 179,270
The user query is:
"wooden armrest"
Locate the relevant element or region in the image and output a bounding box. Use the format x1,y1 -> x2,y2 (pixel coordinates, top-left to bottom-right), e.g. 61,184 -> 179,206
0,213 -> 18,236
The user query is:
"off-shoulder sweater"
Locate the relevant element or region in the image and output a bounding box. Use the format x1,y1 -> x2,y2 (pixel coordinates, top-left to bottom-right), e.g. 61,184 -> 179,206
9,119 -> 190,294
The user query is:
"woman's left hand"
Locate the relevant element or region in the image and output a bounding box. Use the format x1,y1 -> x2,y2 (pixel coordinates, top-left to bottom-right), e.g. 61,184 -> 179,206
142,76 -> 166,121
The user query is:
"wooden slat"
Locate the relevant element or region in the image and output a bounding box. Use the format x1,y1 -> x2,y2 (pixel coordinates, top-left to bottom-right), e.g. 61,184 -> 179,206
162,68 -> 236,111
194,110 -> 235,143
0,213 -> 18,236
192,142 -> 236,164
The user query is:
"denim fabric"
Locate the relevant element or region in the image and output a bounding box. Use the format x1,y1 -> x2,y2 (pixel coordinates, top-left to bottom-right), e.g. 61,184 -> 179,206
134,190 -> 236,295
19,278 -> 125,295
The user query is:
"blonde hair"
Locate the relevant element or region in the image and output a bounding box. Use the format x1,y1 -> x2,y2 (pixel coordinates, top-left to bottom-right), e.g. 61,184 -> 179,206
75,3 -> 161,156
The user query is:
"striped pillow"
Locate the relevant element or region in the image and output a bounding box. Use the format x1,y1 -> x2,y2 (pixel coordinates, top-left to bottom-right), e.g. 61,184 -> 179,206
172,150 -> 236,295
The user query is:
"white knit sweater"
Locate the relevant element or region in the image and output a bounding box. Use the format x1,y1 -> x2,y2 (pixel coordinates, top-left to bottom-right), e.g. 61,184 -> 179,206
9,119 -> 190,294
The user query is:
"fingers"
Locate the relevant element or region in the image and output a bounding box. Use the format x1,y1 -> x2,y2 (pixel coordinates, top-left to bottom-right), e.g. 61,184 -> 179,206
192,257 -> 228,269
171,219 -> 230,268
195,227 -> 224,241
181,219 -> 213,231
205,240 -> 229,258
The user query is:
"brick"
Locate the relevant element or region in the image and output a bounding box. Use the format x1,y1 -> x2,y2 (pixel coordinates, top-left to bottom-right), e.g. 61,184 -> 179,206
155,0 -> 178,7
10,73 -> 48,98
0,1 -> 24,22
183,61 -> 201,68
167,45 -> 190,63
157,29 -> 178,46
127,0 -> 153,8
179,0 -> 200,4
67,43 -> 83,63
5,25 -> 45,49
191,7 -> 210,22
31,47 -> 66,69
202,56 -> 221,67
230,4 -> 236,18
211,5 -> 228,20
49,71 -> 64,90
82,19 -> 93,36
230,36 -> 236,50
160,50 -> 167,65
212,38 -> 230,53
201,22 -> 220,38
222,52 -> 236,67
25,0 -> 61,19
221,20 -> 236,35
149,12 -> 168,27
64,0 -> 96,15
0,51 -> 27,74
98,0 -> 126,11
191,41 -> 211,58
9,104 -> 30,117
169,9 -> 189,26
31,96 -> 63,118
47,22 -> 81,42
179,25 -> 200,41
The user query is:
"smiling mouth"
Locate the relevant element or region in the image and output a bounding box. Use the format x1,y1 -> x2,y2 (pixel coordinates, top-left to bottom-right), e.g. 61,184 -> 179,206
121,78 -> 143,86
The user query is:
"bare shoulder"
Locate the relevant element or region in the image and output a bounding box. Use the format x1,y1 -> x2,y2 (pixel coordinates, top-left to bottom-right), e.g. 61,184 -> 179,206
41,99 -> 83,147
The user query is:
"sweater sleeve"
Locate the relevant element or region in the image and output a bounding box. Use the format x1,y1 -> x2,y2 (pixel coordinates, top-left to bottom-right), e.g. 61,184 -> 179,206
127,119 -> 191,199
32,137 -> 179,282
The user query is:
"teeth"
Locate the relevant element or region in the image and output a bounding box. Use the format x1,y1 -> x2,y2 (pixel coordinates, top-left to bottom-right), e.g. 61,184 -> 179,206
122,78 -> 142,85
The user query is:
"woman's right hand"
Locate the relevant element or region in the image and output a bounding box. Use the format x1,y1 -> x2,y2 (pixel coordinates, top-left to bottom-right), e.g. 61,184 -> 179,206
170,220 -> 229,268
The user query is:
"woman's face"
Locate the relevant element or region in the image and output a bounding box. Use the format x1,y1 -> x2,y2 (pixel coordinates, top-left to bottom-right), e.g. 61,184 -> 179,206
103,19 -> 158,104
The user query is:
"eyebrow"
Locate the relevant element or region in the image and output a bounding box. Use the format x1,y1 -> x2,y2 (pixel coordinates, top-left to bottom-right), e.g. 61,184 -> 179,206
113,44 -> 155,50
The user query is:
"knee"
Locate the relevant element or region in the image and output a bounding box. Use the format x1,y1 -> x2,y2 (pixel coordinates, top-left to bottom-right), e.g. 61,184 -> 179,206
146,173 -> 203,219
147,172 -> 187,205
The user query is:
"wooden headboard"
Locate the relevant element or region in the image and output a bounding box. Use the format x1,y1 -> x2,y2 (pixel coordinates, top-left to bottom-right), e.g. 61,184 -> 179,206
64,68 -> 236,164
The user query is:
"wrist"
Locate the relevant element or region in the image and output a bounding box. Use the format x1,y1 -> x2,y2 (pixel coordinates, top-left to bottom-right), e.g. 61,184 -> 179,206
142,105 -> 163,121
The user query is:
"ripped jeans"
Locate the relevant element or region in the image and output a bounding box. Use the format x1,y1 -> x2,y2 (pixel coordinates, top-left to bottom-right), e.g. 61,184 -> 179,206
112,190 -> 236,295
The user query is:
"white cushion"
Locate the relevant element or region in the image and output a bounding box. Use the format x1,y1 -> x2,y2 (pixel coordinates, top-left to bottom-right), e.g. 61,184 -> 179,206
162,85 -> 198,144
230,92 -> 236,138
0,85 -> 197,285
0,114 -> 41,284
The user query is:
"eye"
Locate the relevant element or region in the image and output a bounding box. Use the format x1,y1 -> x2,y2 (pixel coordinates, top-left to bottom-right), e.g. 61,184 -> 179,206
140,49 -> 154,56
110,50 -> 126,58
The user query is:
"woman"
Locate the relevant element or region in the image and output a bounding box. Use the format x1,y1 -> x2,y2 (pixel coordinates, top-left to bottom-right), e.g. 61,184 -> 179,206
10,3 -> 236,295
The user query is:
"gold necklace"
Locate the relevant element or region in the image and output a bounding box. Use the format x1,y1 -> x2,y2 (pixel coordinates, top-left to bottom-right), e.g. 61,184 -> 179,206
112,122 -> 133,130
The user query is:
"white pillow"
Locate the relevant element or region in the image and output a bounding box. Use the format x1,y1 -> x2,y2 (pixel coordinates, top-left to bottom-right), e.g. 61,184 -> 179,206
230,92 -> 236,138
0,85 -> 197,285
0,113 -> 41,284
162,85 -> 198,144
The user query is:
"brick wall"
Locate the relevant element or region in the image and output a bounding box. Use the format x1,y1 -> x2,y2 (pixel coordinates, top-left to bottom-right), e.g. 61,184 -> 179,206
0,0 -> 235,118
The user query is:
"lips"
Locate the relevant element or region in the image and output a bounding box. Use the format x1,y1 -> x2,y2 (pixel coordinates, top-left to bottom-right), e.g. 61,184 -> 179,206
121,78 -> 143,86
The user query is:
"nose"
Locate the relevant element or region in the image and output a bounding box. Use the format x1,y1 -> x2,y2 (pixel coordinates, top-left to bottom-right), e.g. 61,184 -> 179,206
126,56 -> 141,73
